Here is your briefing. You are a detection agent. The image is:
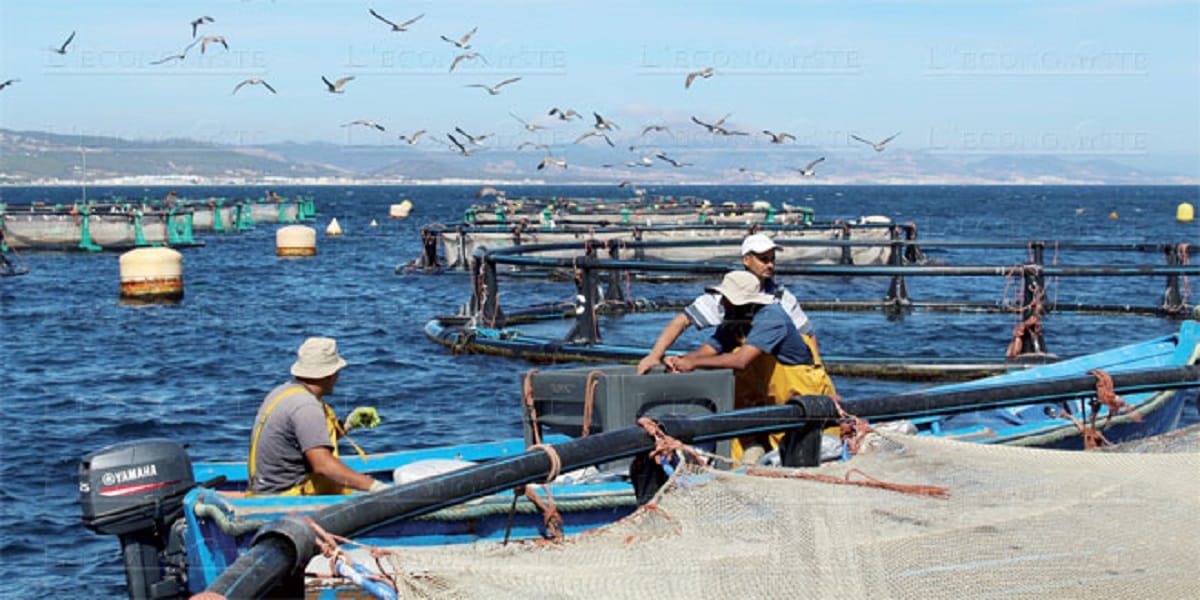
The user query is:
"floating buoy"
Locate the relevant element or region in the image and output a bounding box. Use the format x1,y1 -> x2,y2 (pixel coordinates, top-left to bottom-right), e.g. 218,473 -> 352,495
325,218 -> 343,237
369,219 -> 378,227
1178,202 -> 1195,223
389,200 -> 413,219
276,225 -> 317,257
1109,211 -> 1119,219
1075,208 -> 1085,215
119,247 -> 183,304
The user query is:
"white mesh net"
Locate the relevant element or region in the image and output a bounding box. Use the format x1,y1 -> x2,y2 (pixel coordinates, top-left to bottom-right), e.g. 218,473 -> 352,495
327,430 -> 1199,599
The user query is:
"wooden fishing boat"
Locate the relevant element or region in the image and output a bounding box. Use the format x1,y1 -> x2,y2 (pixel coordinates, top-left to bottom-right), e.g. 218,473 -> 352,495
79,324 -> 1199,598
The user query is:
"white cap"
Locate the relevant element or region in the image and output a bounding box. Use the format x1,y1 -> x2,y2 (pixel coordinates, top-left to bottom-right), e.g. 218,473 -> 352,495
741,233 -> 781,256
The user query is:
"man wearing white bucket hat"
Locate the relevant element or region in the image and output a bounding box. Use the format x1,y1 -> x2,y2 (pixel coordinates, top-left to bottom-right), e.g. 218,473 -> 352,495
247,337 -> 387,496
637,232 -> 814,374
664,270 -> 836,464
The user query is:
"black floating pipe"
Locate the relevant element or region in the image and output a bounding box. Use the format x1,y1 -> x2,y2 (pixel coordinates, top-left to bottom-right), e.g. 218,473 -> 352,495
206,364 -> 1200,598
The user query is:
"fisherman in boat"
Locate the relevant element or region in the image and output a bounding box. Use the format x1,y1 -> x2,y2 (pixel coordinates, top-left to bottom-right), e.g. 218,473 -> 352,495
637,233 -> 815,375
246,337 -> 387,496
662,270 -> 837,465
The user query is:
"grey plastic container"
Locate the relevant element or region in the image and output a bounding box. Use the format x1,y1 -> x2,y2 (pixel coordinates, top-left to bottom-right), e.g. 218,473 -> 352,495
522,365 -> 735,464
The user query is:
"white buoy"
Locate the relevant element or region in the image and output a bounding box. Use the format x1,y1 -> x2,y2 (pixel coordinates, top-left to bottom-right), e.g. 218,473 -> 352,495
325,217 -> 343,237
389,200 -> 413,219
276,225 -> 317,257
119,247 -> 183,304
369,219 -> 378,227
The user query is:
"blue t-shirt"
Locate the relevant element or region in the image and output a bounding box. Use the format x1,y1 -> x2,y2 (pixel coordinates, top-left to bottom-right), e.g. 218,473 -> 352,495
708,304 -> 815,366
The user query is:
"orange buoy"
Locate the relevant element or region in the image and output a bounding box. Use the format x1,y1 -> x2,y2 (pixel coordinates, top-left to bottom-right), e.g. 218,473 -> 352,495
119,247 -> 183,304
1108,211 -> 1119,219
276,225 -> 317,257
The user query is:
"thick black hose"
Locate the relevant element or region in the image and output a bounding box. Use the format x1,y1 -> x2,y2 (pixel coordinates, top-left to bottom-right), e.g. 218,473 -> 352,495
205,364 -> 1199,598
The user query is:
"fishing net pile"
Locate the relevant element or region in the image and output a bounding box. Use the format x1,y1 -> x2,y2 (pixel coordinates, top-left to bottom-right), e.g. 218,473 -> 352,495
342,431 -> 1198,599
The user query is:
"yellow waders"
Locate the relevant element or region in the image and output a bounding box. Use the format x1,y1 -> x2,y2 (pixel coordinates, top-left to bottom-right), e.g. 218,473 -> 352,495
246,386 -> 366,496
730,335 -> 836,460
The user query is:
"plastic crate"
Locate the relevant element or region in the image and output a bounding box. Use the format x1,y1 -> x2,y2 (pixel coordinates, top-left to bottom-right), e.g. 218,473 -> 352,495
522,365 -> 735,462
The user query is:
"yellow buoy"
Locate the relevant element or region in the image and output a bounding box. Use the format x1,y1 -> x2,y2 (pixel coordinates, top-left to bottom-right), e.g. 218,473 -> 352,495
1109,211 -> 1119,219
119,247 -> 183,304
388,200 -> 413,219
325,217 -> 343,237
276,225 -> 317,257
1177,202 -> 1195,223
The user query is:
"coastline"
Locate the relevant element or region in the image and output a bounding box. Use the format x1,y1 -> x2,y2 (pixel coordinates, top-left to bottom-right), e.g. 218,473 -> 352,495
2,176 -> 1198,187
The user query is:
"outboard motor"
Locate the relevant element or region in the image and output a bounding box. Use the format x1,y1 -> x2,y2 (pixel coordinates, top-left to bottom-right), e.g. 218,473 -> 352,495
79,439 -> 194,599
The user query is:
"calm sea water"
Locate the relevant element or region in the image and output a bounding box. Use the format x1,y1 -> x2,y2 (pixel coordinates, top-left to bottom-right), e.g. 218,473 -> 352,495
0,184 -> 1196,598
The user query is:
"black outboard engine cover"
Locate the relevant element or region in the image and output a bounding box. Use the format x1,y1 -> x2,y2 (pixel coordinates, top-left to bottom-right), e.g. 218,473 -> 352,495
80,439 -> 194,599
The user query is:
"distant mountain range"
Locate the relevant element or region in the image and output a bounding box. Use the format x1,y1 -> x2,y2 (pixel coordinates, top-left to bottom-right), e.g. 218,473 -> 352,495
1,128 -> 1193,186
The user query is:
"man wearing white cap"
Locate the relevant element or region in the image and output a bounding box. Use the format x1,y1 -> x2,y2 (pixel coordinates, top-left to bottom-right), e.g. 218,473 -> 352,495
664,270 -> 836,463
247,337 -> 387,495
637,232 -> 813,374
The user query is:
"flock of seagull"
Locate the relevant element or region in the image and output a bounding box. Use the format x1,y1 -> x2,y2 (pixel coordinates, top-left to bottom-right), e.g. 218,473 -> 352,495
5,10 -> 906,183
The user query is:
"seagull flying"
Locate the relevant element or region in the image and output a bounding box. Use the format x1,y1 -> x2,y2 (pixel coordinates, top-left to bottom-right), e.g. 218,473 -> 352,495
537,154 -> 568,170
517,141 -> 551,152
593,112 -> 620,131
793,157 -> 826,177
510,113 -> 546,132
641,124 -> 671,136
398,130 -> 426,145
691,114 -> 747,136
51,31 -> 76,55
762,130 -> 795,144
685,67 -> 714,89
449,52 -> 487,73
151,39 -> 201,65
441,26 -> 478,49
368,9 -> 423,32
655,152 -> 692,168
199,35 -> 228,54
548,107 -> 580,121
446,133 -> 475,156
232,78 -> 277,94
454,127 -> 492,146
850,132 -> 901,152
190,16 -> 214,38
322,75 -> 355,93
466,77 -> 521,95
342,120 -> 386,132
0,78 -> 19,91
575,130 -> 614,147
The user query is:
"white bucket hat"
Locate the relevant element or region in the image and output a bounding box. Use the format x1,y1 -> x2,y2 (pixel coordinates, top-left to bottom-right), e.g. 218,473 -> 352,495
291,337 -> 348,379
706,271 -> 774,306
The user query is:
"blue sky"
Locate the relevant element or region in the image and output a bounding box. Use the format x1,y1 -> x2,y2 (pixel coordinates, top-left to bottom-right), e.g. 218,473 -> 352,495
2,0 -> 1197,174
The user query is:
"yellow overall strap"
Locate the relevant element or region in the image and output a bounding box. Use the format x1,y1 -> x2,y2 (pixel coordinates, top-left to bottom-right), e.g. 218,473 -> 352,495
323,402 -> 369,462
247,385 -> 308,492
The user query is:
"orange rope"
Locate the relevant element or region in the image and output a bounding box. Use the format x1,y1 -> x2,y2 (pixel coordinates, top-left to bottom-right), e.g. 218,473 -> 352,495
745,467 -> 950,498
636,417 -> 707,466
1058,369 -> 1143,449
523,485 -> 564,541
301,517 -> 399,592
581,370 -> 605,436
528,443 -> 562,483
829,394 -> 873,456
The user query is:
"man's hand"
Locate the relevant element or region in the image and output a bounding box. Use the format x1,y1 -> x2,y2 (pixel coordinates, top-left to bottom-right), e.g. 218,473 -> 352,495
664,355 -> 695,373
344,407 -> 381,431
636,354 -> 661,375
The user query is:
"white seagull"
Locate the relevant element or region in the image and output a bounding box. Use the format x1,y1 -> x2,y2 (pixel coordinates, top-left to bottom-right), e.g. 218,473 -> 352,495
398,130 -> 426,145
466,77 -> 521,95
454,127 -> 492,146
322,75 -> 355,93
593,112 -> 620,131
549,107 -> 580,121
446,133 -> 476,156
655,152 -> 692,168
368,9 -> 423,32
449,52 -> 487,73
793,157 -> 826,177
441,26 -> 478,49
762,130 -> 795,144
510,113 -> 546,132
190,16 -> 214,37
850,132 -> 901,152
50,31 -> 76,55
342,119 -> 386,132
150,38 -> 201,65
537,154 -> 568,170
232,78 -> 277,94
691,114 -> 747,136
575,130 -> 614,147
199,35 -> 228,54
640,124 -> 671,136
685,67 -> 714,89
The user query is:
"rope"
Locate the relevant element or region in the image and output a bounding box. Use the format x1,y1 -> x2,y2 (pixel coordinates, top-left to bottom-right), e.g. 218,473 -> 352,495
523,485 -> 564,541
1058,369 -> 1143,450
828,394 -> 873,456
581,370 -> 605,437
523,369 -> 542,446
527,443 -> 563,483
1005,272 -> 1046,359
636,417 -> 707,467
744,467 -> 950,498
302,516 -> 400,598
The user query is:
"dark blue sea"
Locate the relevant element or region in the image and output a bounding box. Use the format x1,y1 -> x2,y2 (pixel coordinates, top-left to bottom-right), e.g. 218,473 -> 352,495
1,184 -> 1197,598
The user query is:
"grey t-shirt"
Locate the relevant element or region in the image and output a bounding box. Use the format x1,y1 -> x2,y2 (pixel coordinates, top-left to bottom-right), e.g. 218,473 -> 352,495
249,381 -> 333,494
